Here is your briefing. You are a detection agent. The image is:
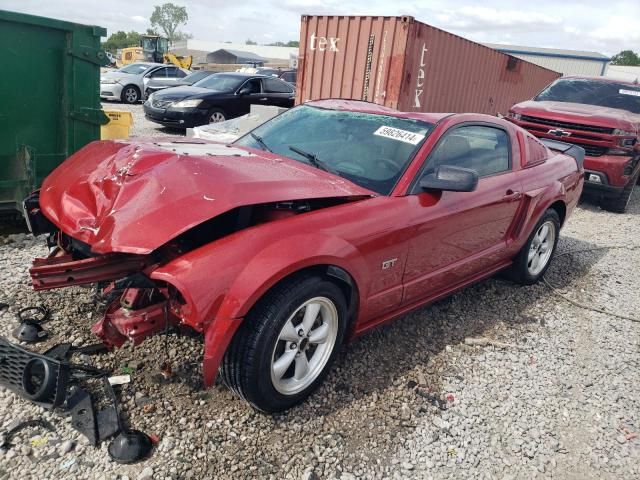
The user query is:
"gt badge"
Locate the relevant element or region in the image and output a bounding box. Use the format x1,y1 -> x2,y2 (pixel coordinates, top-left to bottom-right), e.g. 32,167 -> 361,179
381,258 -> 398,270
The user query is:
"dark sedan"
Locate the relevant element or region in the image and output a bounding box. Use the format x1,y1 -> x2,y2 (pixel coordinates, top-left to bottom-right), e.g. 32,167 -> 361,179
144,70 -> 216,97
143,72 -> 295,128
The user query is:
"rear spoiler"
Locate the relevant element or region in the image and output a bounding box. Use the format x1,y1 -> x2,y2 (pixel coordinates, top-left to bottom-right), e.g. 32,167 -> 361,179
540,138 -> 585,169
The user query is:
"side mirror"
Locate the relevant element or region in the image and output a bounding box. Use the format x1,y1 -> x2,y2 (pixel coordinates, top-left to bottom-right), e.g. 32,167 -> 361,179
419,165 -> 478,192
238,87 -> 252,96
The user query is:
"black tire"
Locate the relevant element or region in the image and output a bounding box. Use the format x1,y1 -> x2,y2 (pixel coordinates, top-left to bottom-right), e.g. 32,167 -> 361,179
506,209 -> 561,285
208,108 -> 227,123
221,274 -> 347,413
120,85 -> 140,104
600,168 -> 639,213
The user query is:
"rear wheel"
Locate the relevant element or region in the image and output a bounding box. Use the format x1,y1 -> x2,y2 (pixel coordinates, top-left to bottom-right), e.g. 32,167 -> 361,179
506,209 -> 560,285
600,168 -> 639,213
120,85 -> 140,104
221,274 -> 347,412
208,108 -> 226,123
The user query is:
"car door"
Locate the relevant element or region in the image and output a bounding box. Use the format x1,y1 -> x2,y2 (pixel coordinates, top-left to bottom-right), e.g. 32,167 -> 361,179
164,67 -> 186,86
234,77 -> 263,116
401,123 -> 525,304
143,67 -> 169,92
262,77 -> 296,107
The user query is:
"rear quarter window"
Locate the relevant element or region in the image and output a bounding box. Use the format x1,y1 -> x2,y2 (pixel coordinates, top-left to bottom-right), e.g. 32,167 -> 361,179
264,78 -> 294,94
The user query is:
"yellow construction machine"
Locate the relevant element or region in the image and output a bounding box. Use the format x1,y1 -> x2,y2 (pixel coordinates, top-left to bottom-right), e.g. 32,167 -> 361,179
118,35 -> 192,69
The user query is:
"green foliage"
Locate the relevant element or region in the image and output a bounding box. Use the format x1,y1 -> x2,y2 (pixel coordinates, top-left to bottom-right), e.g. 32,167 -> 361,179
173,31 -> 193,41
245,39 -> 258,45
150,3 -> 189,43
611,50 -> 640,66
102,31 -> 142,53
266,40 -> 300,47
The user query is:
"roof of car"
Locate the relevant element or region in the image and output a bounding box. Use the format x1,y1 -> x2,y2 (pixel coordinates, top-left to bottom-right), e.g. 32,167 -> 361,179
561,75 -> 640,86
304,99 -> 451,124
213,71 -> 270,78
129,62 -> 165,66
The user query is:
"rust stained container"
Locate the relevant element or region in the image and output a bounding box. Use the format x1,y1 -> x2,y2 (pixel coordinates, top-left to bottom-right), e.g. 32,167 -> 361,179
296,15 -> 561,115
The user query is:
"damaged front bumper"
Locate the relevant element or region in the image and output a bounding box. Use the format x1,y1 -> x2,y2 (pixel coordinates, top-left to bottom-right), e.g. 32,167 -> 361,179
29,245 -> 183,348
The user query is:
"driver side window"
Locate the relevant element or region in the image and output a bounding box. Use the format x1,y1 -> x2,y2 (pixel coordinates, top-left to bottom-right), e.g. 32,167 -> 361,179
240,78 -> 261,94
428,125 -> 511,177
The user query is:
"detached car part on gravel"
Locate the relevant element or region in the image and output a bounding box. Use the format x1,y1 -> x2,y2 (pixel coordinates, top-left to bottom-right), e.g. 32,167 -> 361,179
0,337 -> 151,461
23,100 -> 584,412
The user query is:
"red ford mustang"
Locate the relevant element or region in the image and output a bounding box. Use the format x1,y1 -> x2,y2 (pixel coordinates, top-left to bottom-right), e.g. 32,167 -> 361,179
25,100 -> 584,412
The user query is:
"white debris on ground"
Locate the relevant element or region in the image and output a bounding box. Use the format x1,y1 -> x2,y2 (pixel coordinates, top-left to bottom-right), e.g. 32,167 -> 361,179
0,105 -> 638,479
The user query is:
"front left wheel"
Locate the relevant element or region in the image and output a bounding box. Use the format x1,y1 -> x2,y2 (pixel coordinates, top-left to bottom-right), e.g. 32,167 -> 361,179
120,85 -> 140,104
221,274 -> 347,412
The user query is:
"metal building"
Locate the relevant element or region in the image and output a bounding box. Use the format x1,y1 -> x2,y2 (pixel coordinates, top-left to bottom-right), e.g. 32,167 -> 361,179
605,65 -> 640,82
483,43 -> 610,76
205,49 -> 266,65
171,39 -> 298,66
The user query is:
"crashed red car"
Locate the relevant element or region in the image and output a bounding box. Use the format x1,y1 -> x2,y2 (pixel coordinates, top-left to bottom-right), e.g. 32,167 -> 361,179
25,100 -> 584,412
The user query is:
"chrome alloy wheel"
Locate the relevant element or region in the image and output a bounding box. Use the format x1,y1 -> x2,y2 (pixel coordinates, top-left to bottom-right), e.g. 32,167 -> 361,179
528,221 -> 556,276
270,297 -> 338,395
124,87 -> 138,103
209,111 -> 226,123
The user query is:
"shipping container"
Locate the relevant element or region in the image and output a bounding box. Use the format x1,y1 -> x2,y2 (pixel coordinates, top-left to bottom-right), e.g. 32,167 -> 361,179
296,15 -> 561,116
0,10 -> 108,213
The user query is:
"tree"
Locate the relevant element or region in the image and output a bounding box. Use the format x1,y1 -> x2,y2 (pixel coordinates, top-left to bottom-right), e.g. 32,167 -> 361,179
245,39 -> 257,45
150,3 -> 188,43
266,40 -> 299,47
611,50 -> 640,66
102,31 -> 142,52
173,31 -> 193,41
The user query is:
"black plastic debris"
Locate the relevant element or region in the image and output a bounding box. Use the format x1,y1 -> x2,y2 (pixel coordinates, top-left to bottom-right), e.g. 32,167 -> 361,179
108,430 -> 153,464
12,306 -> 50,344
0,335 -> 153,462
12,320 -> 47,343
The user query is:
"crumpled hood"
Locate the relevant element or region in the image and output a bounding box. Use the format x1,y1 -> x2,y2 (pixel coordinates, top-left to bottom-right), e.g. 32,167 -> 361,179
39,139 -> 374,254
512,101 -> 640,132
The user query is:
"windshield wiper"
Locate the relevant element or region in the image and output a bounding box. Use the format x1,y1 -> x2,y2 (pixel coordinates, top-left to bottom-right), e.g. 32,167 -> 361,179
250,133 -> 273,153
288,146 -> 338,175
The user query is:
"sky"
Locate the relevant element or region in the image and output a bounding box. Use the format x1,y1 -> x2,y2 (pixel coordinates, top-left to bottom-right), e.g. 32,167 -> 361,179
1,0 -> 639,56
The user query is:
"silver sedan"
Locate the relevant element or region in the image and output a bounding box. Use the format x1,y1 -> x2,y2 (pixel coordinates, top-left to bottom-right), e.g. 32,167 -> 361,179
100,63 -> 189,104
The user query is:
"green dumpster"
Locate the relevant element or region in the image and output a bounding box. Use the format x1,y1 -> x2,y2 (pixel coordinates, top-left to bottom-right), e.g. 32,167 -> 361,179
0,10 -> 109,213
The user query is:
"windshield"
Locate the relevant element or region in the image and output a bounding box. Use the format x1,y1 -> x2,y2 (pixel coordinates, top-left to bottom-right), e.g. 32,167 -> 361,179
183,71 -> 212,84
234,105 -> 433,195
535,78 -> 640,114
118,64 -> 151,75
193,74 -> 244,92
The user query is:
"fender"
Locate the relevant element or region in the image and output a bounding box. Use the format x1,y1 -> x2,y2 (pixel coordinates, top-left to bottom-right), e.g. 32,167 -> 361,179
215,233 -> 367,321
515,179 -> 569,250
152,231 -> 369,387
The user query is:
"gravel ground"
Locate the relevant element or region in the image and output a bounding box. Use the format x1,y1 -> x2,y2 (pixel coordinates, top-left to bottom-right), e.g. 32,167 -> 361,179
0,112 -> 638,479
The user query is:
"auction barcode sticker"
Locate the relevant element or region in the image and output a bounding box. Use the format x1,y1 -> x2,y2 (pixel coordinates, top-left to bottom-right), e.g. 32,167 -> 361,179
374,126 -> 425,145
619,89 -> 640,97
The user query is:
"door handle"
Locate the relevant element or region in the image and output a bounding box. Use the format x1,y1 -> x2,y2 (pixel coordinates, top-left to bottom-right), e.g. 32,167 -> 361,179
503,189 -> 522,201
259,97 -> 268,101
